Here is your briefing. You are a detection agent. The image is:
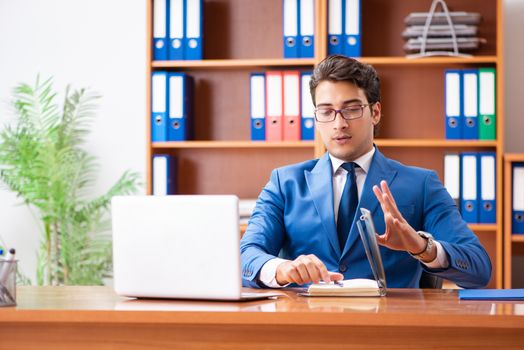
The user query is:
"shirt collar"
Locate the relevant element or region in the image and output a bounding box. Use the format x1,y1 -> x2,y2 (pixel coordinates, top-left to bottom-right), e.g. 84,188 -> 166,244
329,146 -> 375,175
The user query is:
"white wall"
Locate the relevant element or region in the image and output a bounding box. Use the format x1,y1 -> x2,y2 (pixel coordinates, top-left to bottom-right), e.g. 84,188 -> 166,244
0,0 -> 146,283
504,0 -> 524,287
504,0 -> 524,153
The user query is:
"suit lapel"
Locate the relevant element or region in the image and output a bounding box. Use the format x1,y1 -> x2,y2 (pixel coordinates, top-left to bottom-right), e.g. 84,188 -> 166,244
342,148 -> 398,256
304,153 -> 341,257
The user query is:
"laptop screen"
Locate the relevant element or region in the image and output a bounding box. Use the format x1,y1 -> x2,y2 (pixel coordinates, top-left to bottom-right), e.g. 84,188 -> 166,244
111,195 -> 243,300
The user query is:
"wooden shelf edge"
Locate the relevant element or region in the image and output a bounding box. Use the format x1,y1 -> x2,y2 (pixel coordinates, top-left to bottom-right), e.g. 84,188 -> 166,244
469,224 -> 498,232
511,235 -> 524,243
361,56 -> 498,66
151,139 -> 496,149
152,141 -> 315,149
504,154 -> 524,162
375,139 -> 498,148
152,58 -> 316,69
151,56 -> 498,69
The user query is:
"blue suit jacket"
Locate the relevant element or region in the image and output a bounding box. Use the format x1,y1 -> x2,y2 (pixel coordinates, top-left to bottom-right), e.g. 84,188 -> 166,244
240,148 -> 492,288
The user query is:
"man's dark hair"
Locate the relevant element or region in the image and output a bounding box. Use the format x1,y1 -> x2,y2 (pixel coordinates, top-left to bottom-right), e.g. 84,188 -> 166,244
309,55 -> 381,135
309,55 -> 381,106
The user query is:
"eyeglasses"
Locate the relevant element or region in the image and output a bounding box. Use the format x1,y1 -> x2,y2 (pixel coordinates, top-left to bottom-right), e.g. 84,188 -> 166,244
314,103 -> 375,123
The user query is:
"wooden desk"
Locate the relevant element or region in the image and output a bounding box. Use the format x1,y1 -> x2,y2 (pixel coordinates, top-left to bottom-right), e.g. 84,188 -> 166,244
1,287 -> 523,349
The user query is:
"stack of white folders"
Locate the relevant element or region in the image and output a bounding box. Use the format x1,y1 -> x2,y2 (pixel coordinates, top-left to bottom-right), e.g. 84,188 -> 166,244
300,208 -> 387,297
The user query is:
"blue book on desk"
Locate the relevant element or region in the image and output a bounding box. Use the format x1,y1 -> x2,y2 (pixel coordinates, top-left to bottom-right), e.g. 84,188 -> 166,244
459,289 -> 524,301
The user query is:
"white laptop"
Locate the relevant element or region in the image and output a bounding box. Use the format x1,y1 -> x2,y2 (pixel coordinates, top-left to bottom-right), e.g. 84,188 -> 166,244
111,195 -> 281,301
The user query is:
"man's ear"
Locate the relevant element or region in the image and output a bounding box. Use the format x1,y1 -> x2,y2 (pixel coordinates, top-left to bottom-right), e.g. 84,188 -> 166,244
372,102 -> 382,124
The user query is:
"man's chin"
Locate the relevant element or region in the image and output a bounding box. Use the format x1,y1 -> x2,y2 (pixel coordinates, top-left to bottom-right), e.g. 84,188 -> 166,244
328,147 -> 356,162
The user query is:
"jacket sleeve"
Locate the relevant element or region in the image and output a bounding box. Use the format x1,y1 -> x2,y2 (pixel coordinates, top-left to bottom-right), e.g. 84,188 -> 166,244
421,171 -> 492,288
240,169 -> 286,288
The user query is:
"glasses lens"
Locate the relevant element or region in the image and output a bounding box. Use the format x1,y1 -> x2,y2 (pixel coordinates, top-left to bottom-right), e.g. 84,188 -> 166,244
341,106 -> 363,120
315,109 -> 334,122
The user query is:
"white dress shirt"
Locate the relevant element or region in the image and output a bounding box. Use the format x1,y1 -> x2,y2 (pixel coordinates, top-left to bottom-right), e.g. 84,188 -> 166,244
259,147 -> 448,288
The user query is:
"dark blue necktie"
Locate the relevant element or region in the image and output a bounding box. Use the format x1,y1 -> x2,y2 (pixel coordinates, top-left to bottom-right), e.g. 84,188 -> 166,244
337,162 -> 359,250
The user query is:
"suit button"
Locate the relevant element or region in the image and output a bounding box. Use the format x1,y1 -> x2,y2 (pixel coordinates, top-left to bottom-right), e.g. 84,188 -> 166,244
339,264 -> 347,273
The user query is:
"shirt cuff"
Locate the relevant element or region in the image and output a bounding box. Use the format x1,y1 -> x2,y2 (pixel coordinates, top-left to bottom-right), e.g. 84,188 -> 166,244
259,258 -> 291,288
422,240 -> 449,269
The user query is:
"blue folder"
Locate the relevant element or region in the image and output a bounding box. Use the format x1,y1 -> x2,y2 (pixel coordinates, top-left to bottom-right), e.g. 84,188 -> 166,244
168,0 -> 185,60
461,152 -> 479,223
152,154 -> 177,195
300,72 -> 315,140
343,0 -> 361,58
167,73 -> 194,141
478,152 -> 496,224
298,0 -> 315,58
327,0 -> 343,55
151,72 -> 168,142
513,163 -> 524,234
250,73 -> 266,141
459,289 -> 524,300
153,0 -> 169,60
462,69 -> 479,140
283,0 -> 299,58
445,69 -> 463,140
185,0 -> 203,60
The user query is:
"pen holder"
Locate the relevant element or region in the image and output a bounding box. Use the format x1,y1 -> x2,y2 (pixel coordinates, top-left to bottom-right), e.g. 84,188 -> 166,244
0,259 -> 17,307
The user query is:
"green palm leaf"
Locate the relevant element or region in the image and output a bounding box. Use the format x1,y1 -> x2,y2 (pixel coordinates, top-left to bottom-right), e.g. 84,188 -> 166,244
0,76 -> 141,285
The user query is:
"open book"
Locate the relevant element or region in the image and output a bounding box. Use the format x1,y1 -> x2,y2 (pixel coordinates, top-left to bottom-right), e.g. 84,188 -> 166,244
306,279 -> 381,297
301,208 -> 387,297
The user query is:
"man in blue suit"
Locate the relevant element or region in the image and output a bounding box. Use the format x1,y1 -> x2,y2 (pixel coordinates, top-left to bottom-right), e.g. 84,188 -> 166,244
241,55 -> 491,289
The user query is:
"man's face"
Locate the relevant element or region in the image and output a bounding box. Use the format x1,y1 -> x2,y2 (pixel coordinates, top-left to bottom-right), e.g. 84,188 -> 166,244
314,80 -> 381,162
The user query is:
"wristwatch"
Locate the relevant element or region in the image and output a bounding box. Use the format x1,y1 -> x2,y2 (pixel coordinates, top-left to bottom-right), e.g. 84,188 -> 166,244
409,231 -> 434,261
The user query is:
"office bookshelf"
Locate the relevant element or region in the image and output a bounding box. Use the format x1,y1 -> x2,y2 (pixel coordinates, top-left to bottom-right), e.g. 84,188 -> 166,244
503,154 -> 524,288
146,0 -> 504,288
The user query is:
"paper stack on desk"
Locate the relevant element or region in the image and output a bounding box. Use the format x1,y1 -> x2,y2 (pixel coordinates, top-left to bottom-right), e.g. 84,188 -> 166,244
306,279 -> 381,297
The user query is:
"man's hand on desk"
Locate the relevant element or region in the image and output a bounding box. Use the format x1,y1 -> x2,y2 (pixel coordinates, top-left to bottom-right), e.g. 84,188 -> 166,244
275,254 -> 344,286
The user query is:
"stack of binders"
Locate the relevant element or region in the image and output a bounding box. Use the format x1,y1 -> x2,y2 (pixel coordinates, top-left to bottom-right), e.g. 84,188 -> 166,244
444,152 -> 496,224
327,0 -> 361,57
153,0 -> 203,60
151,71 -> 195,142
152,154 -> 178,195
250,71 -> 315,142
282,0 -> 316,58
444,68 -> 496,140
512,163 -> 524,234
239,199 -> 258,225
403,10 -> 484,54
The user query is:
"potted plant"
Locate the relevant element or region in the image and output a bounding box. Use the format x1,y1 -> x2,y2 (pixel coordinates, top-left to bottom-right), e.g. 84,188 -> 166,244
0,76 -> 141,285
